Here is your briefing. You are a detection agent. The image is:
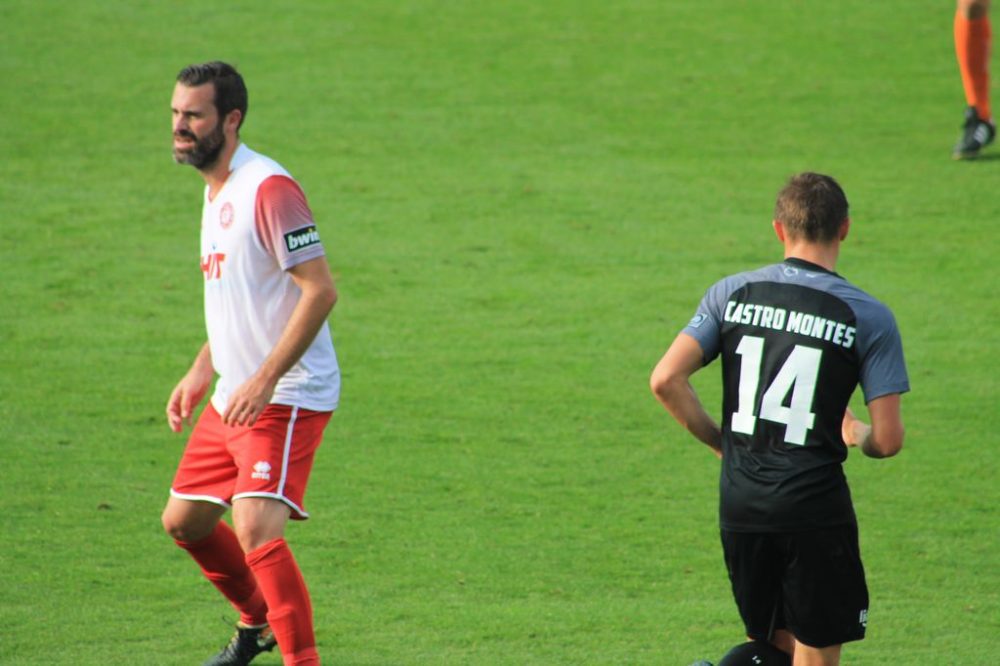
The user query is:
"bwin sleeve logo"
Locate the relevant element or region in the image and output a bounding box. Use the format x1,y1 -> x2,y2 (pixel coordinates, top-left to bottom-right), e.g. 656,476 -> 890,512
284,225 -> 321,252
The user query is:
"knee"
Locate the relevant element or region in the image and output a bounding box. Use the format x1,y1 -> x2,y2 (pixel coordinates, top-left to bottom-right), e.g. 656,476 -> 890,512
231,499 -> 290,552
162,511 -> 188,541
233,520 -> 273,553
161,507 -> 216,543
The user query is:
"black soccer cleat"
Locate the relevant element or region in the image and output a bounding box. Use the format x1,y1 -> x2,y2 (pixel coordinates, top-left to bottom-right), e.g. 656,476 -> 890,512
953,105 -> 996,159
202,623 -> 278,666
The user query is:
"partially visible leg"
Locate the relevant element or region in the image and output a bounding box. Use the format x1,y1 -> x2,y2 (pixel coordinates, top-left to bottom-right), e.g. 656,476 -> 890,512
958,0 -> 991,23
721,531 -> 789,650
716,638 -> 791,665
229,405 -> 330,665
954,0 -> 995,156
162,495 -> 226,542
782,526 -> 866,666
792,641 -> 841,666
770,629 -> 796,656
162,497 -> 269,627
234,498 -> 319,666
955,0 -> 992,120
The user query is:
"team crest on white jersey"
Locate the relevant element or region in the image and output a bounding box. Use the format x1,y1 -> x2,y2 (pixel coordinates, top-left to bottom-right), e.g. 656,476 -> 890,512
251,461 -> 272,481
220,201 -> 234,229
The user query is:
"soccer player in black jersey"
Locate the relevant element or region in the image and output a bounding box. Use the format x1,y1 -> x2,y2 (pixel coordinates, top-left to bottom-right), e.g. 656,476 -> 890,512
650,173 -> 908,666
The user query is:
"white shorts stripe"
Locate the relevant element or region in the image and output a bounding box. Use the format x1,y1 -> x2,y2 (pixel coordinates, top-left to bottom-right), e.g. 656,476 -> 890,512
276,406 -> 299,497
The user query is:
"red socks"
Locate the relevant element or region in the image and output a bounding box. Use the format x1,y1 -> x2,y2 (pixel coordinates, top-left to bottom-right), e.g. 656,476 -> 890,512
177,527 -> 319,664
955,10 -> 993,121
246,538 -> 319,665
175,521 -> 269,627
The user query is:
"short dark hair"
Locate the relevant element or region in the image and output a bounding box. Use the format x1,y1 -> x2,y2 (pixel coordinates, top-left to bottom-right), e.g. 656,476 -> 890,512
176,61 -> 248,130
773,172 -> 849,243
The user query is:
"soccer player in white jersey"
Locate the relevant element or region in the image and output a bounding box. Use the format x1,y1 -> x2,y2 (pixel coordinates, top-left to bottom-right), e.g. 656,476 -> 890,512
161,61 -> 339,666
650,173 -> 908,666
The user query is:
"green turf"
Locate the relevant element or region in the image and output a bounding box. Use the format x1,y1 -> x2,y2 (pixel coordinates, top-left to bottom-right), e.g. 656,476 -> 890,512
1,1 -> 997,663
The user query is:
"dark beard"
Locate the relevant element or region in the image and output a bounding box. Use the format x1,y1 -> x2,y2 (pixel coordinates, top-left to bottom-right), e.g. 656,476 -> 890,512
173,122 -> 226,170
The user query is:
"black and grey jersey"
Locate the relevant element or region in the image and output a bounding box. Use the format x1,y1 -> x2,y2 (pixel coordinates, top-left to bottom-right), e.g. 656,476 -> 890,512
682,258 -> 909,532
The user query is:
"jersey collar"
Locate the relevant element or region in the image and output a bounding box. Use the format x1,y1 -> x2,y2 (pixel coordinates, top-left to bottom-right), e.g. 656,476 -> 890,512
228,142 -> 253,172
784,257 -> 840,277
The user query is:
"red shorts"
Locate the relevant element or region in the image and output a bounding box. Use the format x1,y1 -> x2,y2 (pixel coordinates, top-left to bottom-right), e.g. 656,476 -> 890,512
170,403 -> 331,519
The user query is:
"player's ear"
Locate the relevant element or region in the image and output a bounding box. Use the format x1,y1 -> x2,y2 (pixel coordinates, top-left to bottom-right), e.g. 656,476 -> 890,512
224,109 -> 243,135
772,219 -> 786,243
839,218 -> 850,241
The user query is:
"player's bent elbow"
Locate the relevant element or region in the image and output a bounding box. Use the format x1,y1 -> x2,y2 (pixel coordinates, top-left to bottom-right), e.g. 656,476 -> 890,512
867,426 -> 904,458
649,369 -> 685,406
649,371 -> 663,397
864,393 -> 904,458
324,284 -> 338,311
310,283 -> 337,314
649,368 -> 672,398
881,432 -> 904,458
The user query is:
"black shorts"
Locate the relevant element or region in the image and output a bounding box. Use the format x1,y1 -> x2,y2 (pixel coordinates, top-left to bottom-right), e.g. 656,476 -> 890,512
720,524 -> 869,648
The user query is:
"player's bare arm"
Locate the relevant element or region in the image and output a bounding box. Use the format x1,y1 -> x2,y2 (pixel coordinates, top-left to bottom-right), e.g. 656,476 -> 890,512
842,394 -> 904,458
650,333 -> 723,458
221,256 -> 338,427
166,342 -> 214,433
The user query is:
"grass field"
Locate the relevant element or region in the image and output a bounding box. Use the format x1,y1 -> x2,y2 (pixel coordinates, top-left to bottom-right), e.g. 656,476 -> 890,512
1,1 -> 998,663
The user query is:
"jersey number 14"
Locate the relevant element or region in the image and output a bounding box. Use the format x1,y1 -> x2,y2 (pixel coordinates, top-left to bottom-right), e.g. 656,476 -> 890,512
731,335 -> 821,445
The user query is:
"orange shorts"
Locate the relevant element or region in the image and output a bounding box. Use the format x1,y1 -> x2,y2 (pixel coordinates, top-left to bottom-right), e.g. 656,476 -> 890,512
170,403 -> 331,519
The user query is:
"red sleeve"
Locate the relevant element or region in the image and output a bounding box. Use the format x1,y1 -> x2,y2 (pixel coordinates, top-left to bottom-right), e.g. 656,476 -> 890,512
255,175 -> 326,269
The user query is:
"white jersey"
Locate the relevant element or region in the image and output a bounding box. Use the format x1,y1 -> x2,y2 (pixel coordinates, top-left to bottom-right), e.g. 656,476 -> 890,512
200,143 -> 339,413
